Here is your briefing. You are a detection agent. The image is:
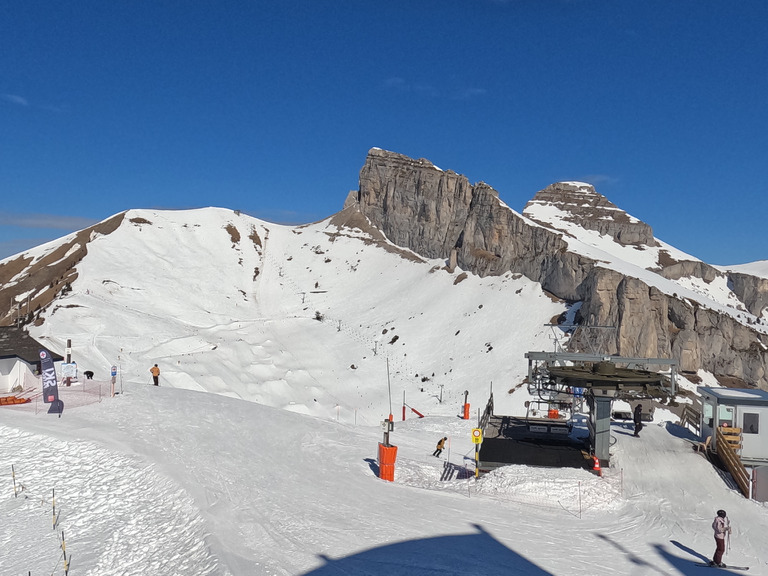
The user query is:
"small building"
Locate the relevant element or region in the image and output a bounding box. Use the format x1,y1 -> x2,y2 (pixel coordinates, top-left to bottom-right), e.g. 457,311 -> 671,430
698,386 -> 768,466
0,327 -> 63,393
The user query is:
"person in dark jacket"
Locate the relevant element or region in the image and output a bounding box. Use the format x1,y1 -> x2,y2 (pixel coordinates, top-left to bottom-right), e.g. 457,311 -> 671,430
432,437 -> 447,457
710,509 -> 731,567
633,404 -> 643,437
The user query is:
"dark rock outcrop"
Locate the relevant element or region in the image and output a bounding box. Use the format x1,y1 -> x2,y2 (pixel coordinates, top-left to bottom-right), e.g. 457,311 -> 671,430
354,149 -> 768,390
0,213 -> 125,327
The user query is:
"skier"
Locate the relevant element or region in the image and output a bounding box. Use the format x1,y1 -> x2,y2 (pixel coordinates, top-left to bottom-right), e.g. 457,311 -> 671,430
633,404 -> 643,437
432,437 -> 447,457
150,364 -> 160,386
710,509 -> 731,567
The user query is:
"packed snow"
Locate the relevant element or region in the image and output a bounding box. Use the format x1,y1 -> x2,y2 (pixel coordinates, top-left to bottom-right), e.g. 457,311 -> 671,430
718,261 -> 768,281
1,208 -> 767,575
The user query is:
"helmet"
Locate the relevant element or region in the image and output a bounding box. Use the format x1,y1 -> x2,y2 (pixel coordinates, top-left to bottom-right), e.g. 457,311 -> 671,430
717,509 -> 727,518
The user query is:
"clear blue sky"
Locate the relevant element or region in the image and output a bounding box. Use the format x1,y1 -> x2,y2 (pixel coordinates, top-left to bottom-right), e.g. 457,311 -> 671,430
1,1 -> 766,265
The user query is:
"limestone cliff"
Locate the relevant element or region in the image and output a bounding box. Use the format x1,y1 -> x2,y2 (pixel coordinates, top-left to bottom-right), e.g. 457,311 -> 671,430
354,148 -> 768,390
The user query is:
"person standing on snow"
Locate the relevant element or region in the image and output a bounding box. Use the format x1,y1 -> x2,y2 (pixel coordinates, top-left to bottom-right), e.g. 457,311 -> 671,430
150,364 -> 160,386
633,404 -> 643,437
710,509 -> 731,567
432,437 -> 447,457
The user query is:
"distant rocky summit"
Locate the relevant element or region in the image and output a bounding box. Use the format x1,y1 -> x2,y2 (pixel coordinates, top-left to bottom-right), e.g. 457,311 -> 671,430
523,182 -> 655,246
353,148 -> 768,390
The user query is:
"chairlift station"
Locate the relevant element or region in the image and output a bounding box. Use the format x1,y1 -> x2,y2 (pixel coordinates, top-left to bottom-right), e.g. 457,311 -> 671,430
478,351 -> 678,471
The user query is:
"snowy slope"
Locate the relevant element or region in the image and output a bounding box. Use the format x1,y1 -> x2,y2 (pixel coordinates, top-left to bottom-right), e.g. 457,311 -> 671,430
26,207 -> 565,421
1,384 -> 767,575
718,260 -> 768,280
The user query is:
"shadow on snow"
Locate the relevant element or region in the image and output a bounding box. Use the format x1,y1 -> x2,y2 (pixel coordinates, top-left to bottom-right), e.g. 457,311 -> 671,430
301,523 -> 553,576
597,534 -> 744,575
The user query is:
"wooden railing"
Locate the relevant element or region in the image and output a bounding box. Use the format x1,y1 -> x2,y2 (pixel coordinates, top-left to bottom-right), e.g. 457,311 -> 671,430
720,426 -> 743,450
715,426 -> 751,498
677,404 -> 701,434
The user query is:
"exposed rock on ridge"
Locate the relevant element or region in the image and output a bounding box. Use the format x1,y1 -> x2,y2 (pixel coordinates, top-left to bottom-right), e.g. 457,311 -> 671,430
354,148 -> 768,390
728,273 -> 768,318
0,213 -> 125,327
524,182 -> 655,246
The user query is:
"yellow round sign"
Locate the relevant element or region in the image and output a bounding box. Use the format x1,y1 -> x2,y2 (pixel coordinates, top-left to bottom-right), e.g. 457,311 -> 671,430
471,428 -> 483,444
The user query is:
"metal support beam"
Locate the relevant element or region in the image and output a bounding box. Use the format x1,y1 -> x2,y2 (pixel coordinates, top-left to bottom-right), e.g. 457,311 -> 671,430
587,390 -> 614,464
525,351 -> 678,395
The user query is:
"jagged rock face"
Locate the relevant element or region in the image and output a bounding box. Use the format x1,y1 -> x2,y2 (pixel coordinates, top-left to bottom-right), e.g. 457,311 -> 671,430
575,269 -> 670,357
659,264 -> 768,319
658,260 -> 719,282
454,185 -> 593,300
358,149 -> 592,300
357,148 -> 475,258
524,182 -> 655,246
355,148 -> 768,390
729,272 -> 768,317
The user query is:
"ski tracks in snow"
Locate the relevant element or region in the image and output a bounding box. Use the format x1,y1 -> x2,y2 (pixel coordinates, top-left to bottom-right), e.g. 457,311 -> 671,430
0,425 -> 223,576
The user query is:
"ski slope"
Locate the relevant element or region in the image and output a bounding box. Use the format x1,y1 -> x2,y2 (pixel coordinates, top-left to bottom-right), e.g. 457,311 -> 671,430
1,384 -> 766,576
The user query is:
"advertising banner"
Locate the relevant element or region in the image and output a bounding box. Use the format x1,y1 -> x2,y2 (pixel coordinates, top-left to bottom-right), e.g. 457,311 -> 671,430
39,349 -> 59,403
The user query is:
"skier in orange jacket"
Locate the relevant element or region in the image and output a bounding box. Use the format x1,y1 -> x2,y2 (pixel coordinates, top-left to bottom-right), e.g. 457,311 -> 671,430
150,364 -> 160,386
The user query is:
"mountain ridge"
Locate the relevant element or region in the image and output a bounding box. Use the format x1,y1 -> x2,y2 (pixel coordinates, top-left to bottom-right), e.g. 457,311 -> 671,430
1,149 -> 767,393
353,148 -> 768,390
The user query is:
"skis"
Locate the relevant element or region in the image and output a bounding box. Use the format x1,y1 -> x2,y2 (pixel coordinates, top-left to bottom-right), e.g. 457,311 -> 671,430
695,563 -> 749,571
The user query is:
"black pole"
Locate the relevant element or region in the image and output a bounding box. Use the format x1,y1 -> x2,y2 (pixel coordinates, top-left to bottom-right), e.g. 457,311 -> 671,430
65,339 -> 72,387
386,358 -> 392,419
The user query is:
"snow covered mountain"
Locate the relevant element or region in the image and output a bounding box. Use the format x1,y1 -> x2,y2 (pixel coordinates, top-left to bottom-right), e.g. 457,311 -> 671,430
1,206 -> 566,419
1,149 -> 766,395
355,150 -> 768,390
1,151 -> 768,575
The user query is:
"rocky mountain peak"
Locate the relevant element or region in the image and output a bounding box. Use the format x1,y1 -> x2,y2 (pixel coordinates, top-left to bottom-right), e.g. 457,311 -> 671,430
523,181 -> 655,247
354,150 -> 768,390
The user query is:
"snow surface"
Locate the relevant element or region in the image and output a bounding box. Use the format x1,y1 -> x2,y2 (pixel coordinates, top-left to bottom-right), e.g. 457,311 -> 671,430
2,385 -> 767,575
718,261 -> 768,280
2,207 -> 768,575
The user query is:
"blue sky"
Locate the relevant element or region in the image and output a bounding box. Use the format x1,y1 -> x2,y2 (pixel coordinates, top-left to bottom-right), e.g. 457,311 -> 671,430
1,1 -> 766,265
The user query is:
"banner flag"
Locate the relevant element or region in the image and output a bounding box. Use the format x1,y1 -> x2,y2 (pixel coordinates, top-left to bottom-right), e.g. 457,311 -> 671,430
40,349 -> 59,404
